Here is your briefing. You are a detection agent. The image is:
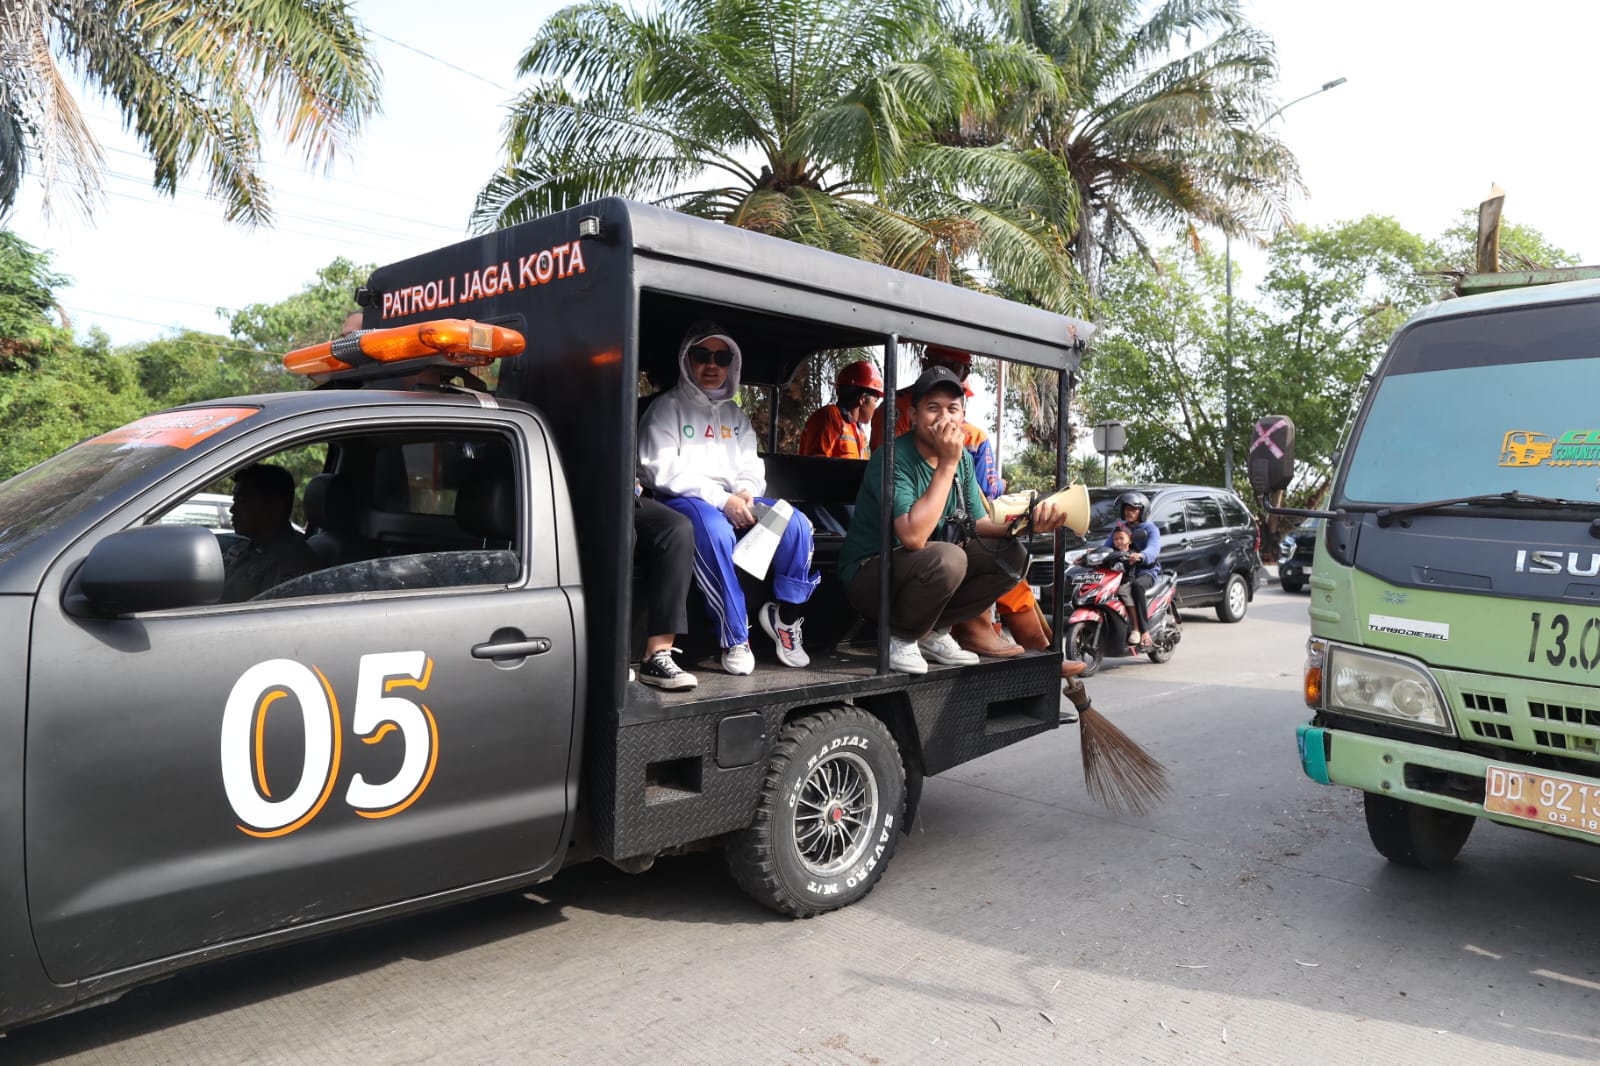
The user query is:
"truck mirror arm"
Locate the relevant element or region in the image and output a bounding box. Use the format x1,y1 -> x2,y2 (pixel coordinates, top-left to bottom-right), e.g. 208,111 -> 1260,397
1254,494 -> 1341,521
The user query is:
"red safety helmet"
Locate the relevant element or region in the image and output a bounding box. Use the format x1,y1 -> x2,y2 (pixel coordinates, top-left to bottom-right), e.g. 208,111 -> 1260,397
835,360 -> 884,394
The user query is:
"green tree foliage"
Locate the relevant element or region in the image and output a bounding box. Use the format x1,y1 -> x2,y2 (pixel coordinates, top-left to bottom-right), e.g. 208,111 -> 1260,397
1,1 -> 381,224
226,257 -> 372,394
1245,215 -> 1436,511
1069,215 -> 1553,538
990,0 -> 1298,452
473,0 -> 1078,309
0,347 -> 149,477
1075,242 -> 1227,485
0,252 -> 368,480
1429,210 -> 1581,275
992,0 -> 1299,293
1005,441 -> 1113,494
0,230 -> 69,368
120,330 -> 263,407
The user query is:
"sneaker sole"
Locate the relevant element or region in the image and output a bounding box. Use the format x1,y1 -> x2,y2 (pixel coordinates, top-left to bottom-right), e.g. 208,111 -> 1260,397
758,609 -> 810,668
919,647 -> 979,666
639,674 -> 698,691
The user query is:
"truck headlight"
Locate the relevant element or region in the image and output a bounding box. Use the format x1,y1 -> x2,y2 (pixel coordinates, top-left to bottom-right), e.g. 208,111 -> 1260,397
1324,645 -> 1453,733
1280,538 -> 1295,558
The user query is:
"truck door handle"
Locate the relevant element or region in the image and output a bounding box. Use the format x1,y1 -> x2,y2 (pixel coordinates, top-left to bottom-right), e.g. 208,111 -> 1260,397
472,637 -> 552,659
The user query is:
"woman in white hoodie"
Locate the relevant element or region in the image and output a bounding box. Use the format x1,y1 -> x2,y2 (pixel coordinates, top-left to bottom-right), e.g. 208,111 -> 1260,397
637,322 -> 819,675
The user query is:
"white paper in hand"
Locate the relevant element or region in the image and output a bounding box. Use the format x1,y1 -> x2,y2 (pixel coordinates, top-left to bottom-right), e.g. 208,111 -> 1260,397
732,499 -> 793,579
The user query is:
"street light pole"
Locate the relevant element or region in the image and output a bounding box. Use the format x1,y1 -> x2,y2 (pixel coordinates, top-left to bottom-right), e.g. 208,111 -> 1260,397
1222,76 -> 1347,492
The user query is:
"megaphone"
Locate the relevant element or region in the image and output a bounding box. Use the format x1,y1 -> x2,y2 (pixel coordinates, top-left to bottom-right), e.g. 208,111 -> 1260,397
987,483 -> 1091,536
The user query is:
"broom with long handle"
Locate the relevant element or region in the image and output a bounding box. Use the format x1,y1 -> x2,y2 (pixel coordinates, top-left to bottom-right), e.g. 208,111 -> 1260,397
1064,669 -> 1170,815
998,488 -> 1170,813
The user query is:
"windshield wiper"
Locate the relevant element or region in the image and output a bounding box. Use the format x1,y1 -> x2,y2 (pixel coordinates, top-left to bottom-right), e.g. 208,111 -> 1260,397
1375,490 -> 1583,526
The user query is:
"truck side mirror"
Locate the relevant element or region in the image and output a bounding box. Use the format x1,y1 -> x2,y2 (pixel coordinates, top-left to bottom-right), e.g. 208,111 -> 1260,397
1247,415 -> 1296,497
72,525 -> 225,615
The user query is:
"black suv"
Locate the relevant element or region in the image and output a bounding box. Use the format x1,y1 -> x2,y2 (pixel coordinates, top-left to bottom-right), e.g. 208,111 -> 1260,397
1042,484 -> 1265,622
1277,518 -> 1319,593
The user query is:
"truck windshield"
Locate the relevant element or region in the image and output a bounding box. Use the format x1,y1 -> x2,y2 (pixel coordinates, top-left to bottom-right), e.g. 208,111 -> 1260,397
0,442 -> 185,566
1339,299 -> 1600,508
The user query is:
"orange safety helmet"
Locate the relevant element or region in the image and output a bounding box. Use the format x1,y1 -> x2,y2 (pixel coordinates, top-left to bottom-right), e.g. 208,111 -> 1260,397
835,360 -> 884,394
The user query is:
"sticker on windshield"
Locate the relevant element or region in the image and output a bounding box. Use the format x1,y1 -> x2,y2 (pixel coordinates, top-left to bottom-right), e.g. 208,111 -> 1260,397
90,407 -> 259,450
1368,614 -> 1450,641
1499,429 -> 1600,468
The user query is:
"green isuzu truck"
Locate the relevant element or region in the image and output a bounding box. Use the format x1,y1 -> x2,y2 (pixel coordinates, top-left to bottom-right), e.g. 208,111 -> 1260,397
1251,273 -> 1600,867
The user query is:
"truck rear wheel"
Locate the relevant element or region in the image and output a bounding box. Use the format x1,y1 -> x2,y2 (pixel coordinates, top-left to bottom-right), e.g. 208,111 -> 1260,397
726,707 -> 906,917
1363,792 -> 1474,869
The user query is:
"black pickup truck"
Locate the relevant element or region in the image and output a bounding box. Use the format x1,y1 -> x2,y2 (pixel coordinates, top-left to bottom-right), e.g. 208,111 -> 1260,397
0,199 -> 1094,1030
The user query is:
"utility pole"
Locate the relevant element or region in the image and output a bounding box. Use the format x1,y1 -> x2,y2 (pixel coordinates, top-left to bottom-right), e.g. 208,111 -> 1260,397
1222,77 -> 1347,492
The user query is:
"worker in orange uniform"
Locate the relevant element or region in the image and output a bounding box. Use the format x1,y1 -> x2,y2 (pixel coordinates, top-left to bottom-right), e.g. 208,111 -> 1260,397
872,346 -> 1046,656
800,360 -> 883,459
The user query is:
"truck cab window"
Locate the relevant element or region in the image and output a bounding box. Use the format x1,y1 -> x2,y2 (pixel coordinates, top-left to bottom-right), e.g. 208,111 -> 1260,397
152,430 -> 524,606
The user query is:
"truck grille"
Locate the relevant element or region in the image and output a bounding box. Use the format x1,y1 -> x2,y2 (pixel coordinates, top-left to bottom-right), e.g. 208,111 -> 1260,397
1446,674 -> 1600,761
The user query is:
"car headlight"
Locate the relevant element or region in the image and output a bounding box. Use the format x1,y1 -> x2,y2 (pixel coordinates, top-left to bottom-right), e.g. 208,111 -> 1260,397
1280,538 -> 1296,558
1323,644 -> 1453,733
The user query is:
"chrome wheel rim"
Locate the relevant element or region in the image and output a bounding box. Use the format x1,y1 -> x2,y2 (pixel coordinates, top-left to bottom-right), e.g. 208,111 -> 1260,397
1227,579 -> 1247,617
793,751 -> 878,877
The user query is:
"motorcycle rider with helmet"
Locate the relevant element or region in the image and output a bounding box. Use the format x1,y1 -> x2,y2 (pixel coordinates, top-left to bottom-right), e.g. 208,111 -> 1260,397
1105,491 -> 1161,650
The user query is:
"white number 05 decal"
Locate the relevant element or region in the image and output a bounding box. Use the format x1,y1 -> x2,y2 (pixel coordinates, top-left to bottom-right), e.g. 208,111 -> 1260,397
220,651 -> 438,838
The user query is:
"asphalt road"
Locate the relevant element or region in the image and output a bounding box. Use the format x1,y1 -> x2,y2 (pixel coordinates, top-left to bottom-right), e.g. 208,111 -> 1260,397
11,584 -> 1600,1065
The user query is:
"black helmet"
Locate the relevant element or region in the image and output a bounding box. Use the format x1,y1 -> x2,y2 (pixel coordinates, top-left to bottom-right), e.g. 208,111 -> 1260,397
1116,491 -> 1149,522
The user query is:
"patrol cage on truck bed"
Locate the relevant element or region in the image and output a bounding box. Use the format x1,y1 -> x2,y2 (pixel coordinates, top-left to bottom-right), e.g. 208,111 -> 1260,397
362,198 -> 1094,861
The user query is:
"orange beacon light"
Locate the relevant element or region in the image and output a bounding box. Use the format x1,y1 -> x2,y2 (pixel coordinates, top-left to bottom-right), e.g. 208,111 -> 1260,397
284,319 -> 526,379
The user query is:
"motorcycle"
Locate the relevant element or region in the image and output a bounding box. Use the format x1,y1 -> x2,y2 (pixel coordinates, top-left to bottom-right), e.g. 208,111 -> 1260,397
1061,547 -> 1181,677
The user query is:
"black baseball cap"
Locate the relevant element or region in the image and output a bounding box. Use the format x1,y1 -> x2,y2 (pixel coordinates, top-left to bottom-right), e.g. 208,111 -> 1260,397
910,365 -> 965,403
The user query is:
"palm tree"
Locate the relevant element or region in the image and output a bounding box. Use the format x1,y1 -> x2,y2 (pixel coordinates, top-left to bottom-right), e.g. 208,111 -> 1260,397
996,0 -> 1300,294
0,1 -> 380,224
988,0 -> 1295,456
472,0 -> 1079,309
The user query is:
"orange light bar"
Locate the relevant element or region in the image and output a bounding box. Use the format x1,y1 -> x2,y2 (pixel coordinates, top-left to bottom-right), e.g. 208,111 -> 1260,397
284,319 -> 526,377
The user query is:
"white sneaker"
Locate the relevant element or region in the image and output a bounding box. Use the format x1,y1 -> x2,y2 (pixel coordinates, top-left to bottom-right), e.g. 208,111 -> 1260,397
918,628 -> 979,665
759,602 -> 809,668
888,636 -> 928,675
721,642 -> 755,676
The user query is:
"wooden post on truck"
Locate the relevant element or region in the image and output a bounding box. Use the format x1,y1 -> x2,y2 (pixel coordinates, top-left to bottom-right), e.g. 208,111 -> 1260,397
1476,182 -> 1505,274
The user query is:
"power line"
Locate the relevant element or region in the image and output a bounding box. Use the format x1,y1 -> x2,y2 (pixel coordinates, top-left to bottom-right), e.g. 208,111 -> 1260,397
41,177 -> 413,255
65,284 -> 240,314
368,30 -> 516,95
80,166 -> 465,248
58,306 -> 274,357
89,141 -> 471,236
80,111 -> 445,208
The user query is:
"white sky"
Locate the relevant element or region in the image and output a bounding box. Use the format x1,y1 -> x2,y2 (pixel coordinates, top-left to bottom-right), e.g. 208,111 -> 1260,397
10,0 -> 1600,346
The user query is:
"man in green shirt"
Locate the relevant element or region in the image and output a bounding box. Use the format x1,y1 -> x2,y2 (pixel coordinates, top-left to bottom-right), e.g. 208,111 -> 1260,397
838,365 -> 1074,674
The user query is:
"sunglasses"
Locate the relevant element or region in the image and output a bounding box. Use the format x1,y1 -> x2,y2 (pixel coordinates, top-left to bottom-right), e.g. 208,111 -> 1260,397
688,346 -> 734,367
